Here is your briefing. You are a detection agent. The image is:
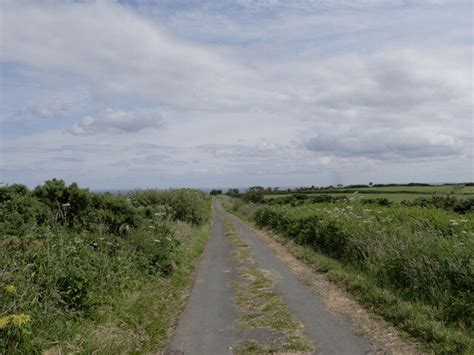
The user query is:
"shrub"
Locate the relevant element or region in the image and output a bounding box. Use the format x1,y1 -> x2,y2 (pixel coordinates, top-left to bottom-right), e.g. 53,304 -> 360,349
402,196 -> 474,214
32,179 -> 92,227
0,192 -> 49,235
89,193 -> 142,234
243,186 -> 265,203
361,197 -> 392,206
226,188 -> 240,197
130,189 -> 210,225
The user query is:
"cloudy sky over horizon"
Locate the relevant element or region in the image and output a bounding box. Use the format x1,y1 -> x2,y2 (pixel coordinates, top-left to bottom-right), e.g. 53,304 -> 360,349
1,0 -> 472,189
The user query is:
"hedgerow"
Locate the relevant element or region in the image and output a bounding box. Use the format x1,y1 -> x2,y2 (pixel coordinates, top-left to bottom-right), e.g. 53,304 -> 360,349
0,180 -> 211,353
251,203 -> 473,333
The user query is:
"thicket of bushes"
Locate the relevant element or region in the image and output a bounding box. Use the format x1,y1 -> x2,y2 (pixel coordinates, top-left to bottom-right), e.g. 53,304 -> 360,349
402,195 -> 474,214
0,180 -> 211,353
251,204 -> 473,334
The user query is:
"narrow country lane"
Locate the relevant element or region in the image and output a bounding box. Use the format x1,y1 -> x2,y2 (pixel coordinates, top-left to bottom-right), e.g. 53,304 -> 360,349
167,201 -> 374,354
167,201 -> 242,354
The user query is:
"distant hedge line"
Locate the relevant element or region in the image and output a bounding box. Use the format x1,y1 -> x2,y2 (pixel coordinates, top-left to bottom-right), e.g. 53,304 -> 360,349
263,193 -> 474,213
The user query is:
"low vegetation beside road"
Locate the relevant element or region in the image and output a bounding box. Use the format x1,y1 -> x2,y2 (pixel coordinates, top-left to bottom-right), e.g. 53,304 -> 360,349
0,180 -> 211,353
225,187 -> 474,354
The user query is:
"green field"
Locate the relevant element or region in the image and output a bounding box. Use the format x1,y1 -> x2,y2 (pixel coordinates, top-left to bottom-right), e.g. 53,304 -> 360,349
265,184 -> 474,202
266,192 -> 473,202
348,185 -> 474,194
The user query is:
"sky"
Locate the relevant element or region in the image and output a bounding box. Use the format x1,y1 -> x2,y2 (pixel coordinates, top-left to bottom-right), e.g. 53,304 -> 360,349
0,0 -> 473,189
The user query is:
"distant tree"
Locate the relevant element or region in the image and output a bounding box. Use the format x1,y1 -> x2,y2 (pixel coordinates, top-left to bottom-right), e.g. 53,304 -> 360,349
265,187 -> 273,194
337,184 -> 343,188
209,189 -> 222,196
226,188 -> 240,197
243,186 -> 265,203
369,182 -> 373,187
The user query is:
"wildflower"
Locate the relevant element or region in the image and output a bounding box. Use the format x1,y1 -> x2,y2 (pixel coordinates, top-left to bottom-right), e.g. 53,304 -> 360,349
10,314 -> 31,326
0,316 -> 10,329
3,284 -> 16,295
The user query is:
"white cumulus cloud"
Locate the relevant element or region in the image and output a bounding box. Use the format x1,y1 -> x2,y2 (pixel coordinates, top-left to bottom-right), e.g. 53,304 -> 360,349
71,108 -> 162,135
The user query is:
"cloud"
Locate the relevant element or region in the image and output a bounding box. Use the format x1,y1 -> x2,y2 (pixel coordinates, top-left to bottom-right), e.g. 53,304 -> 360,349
307,128 -> 462,159
197,144 -> 276,159
29,98 -> 62,119
309,49 -> 471,111
0,1 -> 282,110
1,0 -> 472,188
71,108 -> 162,135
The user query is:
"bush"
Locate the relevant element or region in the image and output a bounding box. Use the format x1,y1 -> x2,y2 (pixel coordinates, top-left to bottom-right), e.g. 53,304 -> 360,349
361,197 -> 392,206
0,191 -> 49,235
33,179 -> 92,227
402,196 -> 474,214
131,222 -> 179,275
89,193 -> 142,234
226,188 -> 240,197
243,186 -> 265,203
130,189 -> 210,225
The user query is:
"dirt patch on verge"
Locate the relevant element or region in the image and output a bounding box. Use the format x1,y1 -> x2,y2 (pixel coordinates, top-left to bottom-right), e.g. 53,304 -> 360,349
236,218 -> 422,355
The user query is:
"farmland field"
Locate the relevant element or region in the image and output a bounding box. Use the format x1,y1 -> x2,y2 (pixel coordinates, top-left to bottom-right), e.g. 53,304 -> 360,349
266,192 -> 474,202
227,188 -> 474,353
265,184 -> 474,202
